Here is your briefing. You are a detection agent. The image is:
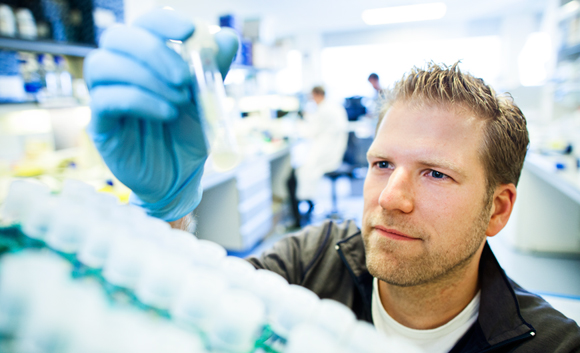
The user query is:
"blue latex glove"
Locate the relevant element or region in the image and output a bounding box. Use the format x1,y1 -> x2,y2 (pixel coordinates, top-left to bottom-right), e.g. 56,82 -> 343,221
84,9 -> 239,221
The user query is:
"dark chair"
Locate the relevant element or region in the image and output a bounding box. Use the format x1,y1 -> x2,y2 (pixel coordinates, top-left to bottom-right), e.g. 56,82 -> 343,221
324,163 -> 355,219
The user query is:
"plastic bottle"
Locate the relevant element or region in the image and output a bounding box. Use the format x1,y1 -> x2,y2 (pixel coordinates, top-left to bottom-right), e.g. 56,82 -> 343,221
54,55 -> 73,96
179,20 -> 241,171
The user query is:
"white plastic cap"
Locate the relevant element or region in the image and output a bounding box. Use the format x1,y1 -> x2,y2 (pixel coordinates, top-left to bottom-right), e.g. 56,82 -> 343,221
309,299 -> 357,339
21,194 -> 58,240
135,247 -> 189,310
170,267 -> 228,330
77,223 -> 129,269
45,199 -> 96,254
285,323 -> 342,353
60,179 -> 95,204
0,251 -> 71,336
208,289 -> 266,353
191,239 -> 227,269
343,321 -> 389,353
248,269 -> 289,314
219,256 -> 256,290
270,284 -> 321,337
161,229 -> 198,259
139,217 -> 172,245
87,191 -> 120,218
150,324 -> 208,353
111,204 -> 148,227
1,179 -> 50,224
103,235 -> 154,289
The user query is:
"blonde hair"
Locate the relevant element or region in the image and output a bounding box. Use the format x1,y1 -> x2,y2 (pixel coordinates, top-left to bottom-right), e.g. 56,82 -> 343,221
379,62 -> 529,189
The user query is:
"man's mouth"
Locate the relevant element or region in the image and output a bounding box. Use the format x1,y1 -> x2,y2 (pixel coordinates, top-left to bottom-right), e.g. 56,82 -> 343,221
374,226 -> 419,241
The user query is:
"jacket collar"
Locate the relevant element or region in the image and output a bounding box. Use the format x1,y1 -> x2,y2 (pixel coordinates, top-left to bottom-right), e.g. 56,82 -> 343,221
477,242 -> 534,345
337,234 -> 534,346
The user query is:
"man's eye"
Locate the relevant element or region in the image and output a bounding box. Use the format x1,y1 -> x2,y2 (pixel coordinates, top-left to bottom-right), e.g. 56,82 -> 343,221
429,170 -> 446,179
376,161 -> 390,169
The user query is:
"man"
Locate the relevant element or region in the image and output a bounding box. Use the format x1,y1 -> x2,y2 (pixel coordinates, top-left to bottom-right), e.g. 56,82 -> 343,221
85,9 -> 580,352
368,73 -> 386,120
368,72 -> 384,95
287,85 -> 349,228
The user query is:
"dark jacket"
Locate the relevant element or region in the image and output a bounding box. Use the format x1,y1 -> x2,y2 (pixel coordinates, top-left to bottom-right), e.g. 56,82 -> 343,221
248,220 -> 580,352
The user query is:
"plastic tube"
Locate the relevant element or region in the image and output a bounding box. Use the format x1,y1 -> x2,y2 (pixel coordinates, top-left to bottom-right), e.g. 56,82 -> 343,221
180,20 -> 241,171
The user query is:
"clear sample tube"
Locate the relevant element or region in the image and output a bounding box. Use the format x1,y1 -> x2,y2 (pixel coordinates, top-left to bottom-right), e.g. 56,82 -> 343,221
180,20 -> 241,171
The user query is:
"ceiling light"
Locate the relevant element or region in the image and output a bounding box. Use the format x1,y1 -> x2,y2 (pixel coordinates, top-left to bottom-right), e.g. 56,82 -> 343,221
362,2 -> 447,25
563,0 -> 579,14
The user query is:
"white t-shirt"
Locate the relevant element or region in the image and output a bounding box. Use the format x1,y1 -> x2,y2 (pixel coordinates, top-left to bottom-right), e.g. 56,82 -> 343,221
372,277 -> 480,353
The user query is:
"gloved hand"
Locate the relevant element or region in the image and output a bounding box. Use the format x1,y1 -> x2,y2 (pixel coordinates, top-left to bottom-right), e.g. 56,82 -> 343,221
84,9 -> 239,221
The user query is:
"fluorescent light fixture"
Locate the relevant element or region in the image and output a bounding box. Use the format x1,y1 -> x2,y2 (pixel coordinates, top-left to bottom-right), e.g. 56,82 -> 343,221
362,2 -> 447,25
563,0 -> 579,14
209,25 -> 221,34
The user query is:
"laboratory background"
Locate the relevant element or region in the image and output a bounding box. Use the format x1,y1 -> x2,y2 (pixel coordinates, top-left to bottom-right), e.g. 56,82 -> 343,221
0,0 -> 579,351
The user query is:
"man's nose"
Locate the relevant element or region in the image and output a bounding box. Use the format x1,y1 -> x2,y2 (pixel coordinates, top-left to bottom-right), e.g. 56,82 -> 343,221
378,168 -> 414,213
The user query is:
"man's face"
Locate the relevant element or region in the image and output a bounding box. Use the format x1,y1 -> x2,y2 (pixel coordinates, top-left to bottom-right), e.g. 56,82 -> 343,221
362,101 -> 491,287
369,78 -> 380,91
312,92 -> 324,105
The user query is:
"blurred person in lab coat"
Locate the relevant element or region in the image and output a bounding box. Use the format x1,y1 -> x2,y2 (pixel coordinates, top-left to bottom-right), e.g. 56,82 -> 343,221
368,72 -> 384,96
85,9 -> 580,353
287,86 -> 349,228
368,72 -> 387,120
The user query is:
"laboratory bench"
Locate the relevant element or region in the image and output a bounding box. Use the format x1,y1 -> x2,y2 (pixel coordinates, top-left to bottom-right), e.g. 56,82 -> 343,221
507,152 -> 580,255
195,143 -> 291,253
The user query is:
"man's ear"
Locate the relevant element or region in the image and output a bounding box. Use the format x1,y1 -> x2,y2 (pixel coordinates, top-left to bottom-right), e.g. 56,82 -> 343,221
486,184 -> 517,237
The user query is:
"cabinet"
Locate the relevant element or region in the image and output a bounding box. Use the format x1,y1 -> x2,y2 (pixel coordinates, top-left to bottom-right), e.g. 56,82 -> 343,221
194,147 -> 291,253
553,0 -> 580,114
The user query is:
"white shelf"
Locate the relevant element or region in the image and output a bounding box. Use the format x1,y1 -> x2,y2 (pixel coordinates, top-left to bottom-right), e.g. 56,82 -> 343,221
0,37 -> 95,57
524,153 -> 580,205
0,99 -> 86,115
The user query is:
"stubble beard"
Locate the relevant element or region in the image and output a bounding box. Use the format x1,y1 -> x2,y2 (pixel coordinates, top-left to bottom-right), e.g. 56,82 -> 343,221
363,194 -> 493,287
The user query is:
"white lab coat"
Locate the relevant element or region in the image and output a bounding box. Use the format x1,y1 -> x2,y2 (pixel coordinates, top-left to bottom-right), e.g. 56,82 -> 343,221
296,99 -> 349,200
